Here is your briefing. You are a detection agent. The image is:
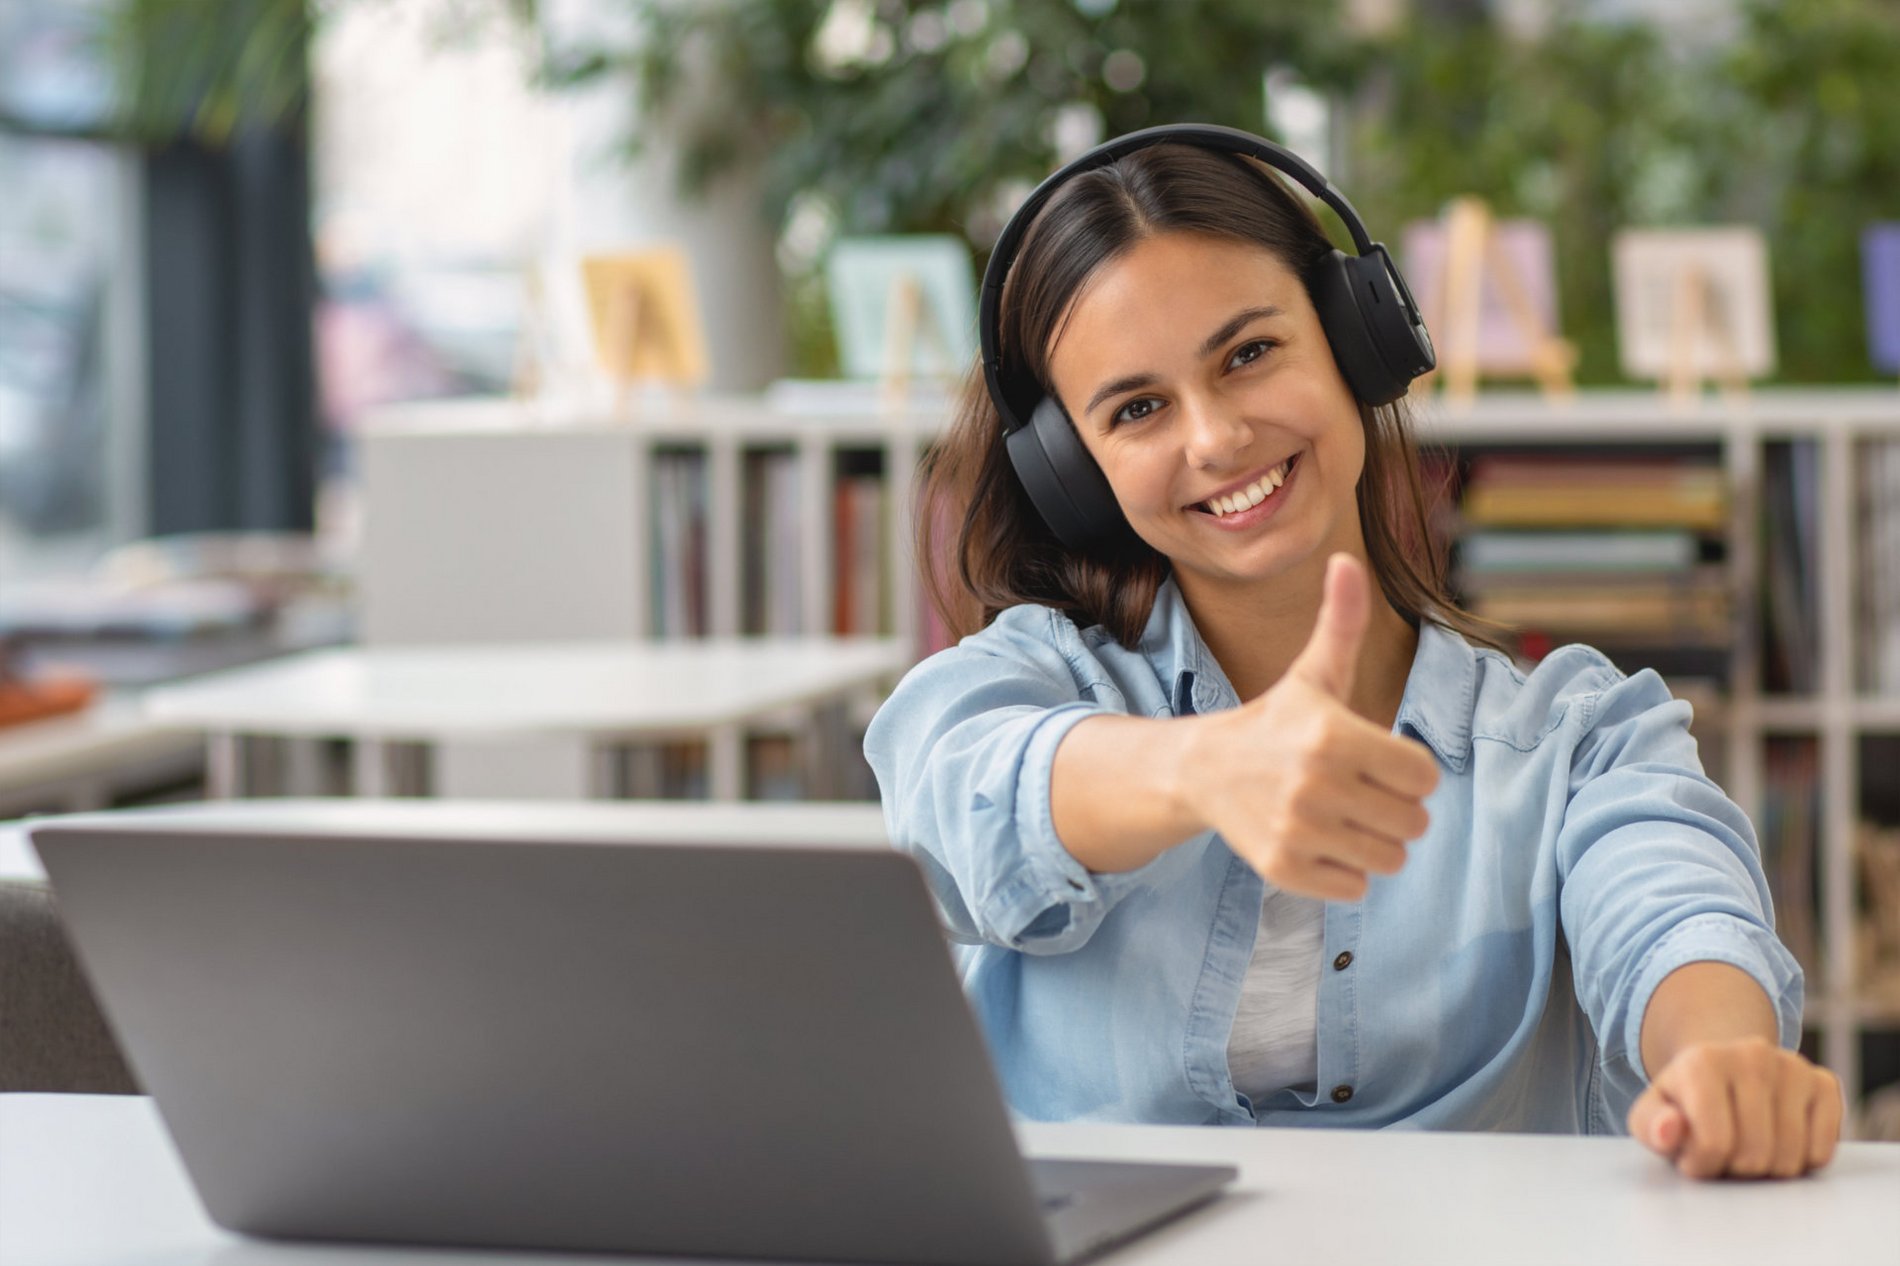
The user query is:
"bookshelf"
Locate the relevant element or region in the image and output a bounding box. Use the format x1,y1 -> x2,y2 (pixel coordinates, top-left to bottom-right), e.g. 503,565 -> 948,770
1413,388 -> 1900,1126
362,385 -> 1900,1125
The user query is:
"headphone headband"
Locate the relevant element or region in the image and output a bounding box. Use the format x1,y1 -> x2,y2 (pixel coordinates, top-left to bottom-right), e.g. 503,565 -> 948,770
978,123 -> 1380,434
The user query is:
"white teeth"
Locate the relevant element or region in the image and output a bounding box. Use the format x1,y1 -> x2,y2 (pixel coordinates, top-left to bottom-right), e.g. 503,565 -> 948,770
1201,458 -> 1292,517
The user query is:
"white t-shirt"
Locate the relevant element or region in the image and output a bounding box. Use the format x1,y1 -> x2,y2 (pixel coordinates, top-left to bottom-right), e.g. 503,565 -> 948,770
1225,884 -> 1325,1103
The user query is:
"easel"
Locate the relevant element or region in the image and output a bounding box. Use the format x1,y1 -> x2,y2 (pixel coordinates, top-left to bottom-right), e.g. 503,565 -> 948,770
1425,197 -> 1576,410
601,278 -> 682,419
1662,262 -> 1751,408
876,270 -> 956,417
580,248 -> 708,421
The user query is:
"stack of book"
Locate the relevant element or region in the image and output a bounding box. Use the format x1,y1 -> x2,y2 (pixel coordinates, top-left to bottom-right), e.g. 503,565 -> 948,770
1858,440 -> 1900,696
1762,737 -> 1822,978
651,451 -> 708,639
742,449 -> 806,636
1763,440 -> 1820,695
831,452 -> 888,637
1454,451 -> 1731,669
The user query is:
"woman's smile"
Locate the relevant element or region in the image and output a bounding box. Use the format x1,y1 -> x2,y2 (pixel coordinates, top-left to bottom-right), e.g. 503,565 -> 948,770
1189,451 -> 1301,531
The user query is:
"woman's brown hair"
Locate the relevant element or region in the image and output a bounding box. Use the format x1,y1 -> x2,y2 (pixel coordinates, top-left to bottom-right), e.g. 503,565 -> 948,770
916,142 -> 1512,657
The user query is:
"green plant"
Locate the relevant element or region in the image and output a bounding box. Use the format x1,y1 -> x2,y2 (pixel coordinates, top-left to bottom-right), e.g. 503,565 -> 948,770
1721,0 -> 1900,383
96,0 -> 532,147
68,0 -> 1900,383
106,0 -> 313,145
542,0 -> 1362,238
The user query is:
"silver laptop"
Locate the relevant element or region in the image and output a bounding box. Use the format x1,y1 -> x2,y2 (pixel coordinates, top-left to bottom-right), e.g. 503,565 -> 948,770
31,800 -> 1234,1264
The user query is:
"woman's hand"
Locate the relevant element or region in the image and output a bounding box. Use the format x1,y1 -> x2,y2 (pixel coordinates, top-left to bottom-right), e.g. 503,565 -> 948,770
1628,1037 -> 1842,1179
1187,553 -> 1439,901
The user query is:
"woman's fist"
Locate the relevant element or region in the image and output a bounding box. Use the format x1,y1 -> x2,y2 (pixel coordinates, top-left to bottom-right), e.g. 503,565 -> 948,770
1629,1037 -> 1842,1179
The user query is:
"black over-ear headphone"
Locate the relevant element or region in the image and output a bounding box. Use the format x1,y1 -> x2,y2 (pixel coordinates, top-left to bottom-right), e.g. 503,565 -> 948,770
977,122 -> 1436,551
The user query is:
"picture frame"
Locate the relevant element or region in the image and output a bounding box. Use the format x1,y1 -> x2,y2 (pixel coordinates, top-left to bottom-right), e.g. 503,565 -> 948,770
824,235 -> 976,380
1400,211 -> 1564,377
1611,227 -> 1775,387
579,246 -> 709,390
1863,223 -> 1900,375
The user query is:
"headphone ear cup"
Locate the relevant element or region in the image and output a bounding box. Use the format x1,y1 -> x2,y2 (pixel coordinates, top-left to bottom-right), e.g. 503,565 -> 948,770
1308,250 -> 1435,406
1005,395 -> 1126,551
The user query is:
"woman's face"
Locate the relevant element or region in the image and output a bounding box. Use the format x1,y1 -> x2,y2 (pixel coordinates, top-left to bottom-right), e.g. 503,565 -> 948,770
1043,231 -> 1367,594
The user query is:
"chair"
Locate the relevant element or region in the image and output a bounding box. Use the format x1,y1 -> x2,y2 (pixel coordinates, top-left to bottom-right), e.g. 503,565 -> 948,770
0,878 -> 138,1094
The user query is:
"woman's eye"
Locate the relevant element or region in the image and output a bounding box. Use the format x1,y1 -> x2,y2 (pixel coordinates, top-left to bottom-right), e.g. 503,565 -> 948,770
1229,339 -> 1274,370
1112,397 -> 1159,427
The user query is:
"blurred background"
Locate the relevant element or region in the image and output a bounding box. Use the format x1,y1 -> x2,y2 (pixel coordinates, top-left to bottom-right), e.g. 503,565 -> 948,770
5,0 -> 1900,1137
1,0 -> 1895,572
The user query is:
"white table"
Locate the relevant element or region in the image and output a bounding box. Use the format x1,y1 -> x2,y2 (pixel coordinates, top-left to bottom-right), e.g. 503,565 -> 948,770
141,638 -> 911,801
1,1095 -> 1895,1266
0,696 -> 202,818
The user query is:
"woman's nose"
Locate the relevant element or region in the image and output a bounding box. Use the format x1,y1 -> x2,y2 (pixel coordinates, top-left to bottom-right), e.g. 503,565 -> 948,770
1179,399 -> 1252,468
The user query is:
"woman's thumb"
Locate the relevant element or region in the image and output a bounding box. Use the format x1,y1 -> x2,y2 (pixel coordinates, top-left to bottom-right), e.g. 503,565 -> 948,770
1288,553 -> 1370,702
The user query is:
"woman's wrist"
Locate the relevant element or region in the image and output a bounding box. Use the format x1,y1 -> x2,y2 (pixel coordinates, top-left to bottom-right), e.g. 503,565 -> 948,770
1639,961 -> 1780,1079
1049,711 -> 1221,873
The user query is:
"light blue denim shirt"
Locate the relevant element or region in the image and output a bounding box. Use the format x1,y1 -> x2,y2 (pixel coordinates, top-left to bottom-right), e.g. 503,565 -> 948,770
864,576 -> 1802,1133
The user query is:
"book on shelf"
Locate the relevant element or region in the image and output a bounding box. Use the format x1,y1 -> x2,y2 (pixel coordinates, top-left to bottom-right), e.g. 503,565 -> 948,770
1460,453 -> 1727,530
1450,450 -> 1734,666
1761,737 -> 1821,979
1459,530 -> 1699,574
747,732 -> 806,800
831,470 -> 888,636
854,476 -> 885,634
742,449 -> 804,635
1465,584 -> 1730,643
1762,440 -> 1820,695
1859,440 -> 1900,695
1462,486 -> 1727,530
651,450 -> 708,638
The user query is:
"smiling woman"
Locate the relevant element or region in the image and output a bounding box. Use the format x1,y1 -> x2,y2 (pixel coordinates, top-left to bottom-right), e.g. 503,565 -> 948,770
865,126 -> 1842,1181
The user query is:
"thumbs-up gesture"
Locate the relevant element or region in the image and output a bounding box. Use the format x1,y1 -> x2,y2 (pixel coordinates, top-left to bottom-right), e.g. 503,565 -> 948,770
1192,553 -> 1440,901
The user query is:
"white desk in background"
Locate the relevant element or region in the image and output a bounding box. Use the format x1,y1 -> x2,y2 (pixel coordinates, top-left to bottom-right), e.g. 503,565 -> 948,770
140,638 -> 911,801
2,1095 -> 1896,1266
0,696 -> 201,819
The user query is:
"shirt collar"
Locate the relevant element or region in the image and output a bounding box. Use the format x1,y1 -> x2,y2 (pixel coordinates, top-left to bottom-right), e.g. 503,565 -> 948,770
1139,576 -> 1477,774
1393,618 -> 1476,774
1139,575 -> 1222,718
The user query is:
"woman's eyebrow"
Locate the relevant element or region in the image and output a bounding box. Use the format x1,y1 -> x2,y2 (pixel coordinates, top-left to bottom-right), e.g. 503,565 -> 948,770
1085,371 -> 1161,418
1196,305 -> 1284,358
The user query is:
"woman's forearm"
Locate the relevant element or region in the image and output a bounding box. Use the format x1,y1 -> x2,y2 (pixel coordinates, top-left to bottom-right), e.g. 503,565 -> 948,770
1048,712 -> 1216,873
1638,961 -> 1780,1078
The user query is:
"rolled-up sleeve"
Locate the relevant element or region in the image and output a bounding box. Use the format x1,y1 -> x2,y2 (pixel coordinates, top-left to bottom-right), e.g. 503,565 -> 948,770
863,606 -> 1159,954
1554,668 -> 1804,1101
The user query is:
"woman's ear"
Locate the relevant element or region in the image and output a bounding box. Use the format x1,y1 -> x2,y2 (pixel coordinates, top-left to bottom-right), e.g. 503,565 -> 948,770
1006,395 -> 1127,550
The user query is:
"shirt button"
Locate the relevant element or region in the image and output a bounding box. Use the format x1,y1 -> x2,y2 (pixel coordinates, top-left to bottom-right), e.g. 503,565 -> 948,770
1331,1084 -> 1354,1104
1333,951 -> 1353,971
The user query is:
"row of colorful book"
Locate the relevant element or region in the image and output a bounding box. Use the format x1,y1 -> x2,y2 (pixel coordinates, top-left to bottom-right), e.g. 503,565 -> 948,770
1450,450 -> 1733,680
